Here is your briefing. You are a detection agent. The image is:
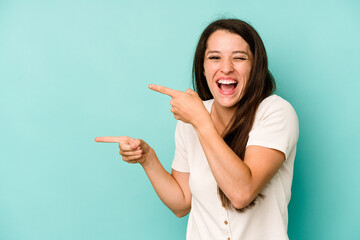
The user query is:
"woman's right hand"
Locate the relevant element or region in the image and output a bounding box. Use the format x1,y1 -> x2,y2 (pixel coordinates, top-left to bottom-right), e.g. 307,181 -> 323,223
95,136 -> 153,166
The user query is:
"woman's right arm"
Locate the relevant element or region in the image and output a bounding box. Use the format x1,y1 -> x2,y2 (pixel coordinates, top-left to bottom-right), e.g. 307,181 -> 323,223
95,136 -> 192,217
142,148 -> 192,217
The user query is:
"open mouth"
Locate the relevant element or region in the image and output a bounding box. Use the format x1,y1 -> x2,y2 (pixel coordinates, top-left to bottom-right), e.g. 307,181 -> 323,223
216,79 -> 238,92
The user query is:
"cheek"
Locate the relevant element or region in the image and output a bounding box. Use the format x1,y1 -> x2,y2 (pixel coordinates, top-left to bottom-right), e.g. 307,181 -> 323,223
237,63 -> 252,79
245,68 -> 252,79
203,67 -> 212,83
203,61 -> 217,75
204,73 -> 216,95
205,77 -> 213,90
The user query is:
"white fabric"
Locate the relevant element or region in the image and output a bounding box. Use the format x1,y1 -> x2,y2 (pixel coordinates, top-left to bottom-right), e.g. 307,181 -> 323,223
172,95 -> 299,240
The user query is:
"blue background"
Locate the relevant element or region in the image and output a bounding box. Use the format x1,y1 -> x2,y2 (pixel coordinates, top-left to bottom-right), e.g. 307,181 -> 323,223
1,0 -> 359,239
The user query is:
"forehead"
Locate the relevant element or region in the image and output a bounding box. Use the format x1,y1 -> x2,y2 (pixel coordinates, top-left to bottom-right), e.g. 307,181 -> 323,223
206,30 -> 250,53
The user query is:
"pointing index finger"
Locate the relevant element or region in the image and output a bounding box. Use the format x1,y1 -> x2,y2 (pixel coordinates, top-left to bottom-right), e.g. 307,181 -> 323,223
95,136 -> 125,143
149,84 -> 180,97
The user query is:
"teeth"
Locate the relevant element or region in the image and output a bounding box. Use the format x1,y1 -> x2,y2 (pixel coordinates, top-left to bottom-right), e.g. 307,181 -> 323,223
217,79 -> 237,84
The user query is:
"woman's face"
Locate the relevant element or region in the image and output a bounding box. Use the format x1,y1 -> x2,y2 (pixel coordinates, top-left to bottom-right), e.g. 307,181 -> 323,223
203,30 -> 253,109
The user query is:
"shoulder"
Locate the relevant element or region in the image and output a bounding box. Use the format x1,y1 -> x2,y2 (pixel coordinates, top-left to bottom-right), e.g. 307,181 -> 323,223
258,95 -> 296,115
248,95 -> 299,159
253,94 -> 299,142
254,95 -> 298,126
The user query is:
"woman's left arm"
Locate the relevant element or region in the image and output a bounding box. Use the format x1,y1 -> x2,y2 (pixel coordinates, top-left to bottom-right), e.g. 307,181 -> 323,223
149,84 -> 286,209
194,122 -> 285,209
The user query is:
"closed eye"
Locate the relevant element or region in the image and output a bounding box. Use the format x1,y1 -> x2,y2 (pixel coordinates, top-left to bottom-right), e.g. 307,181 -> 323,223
234,57 -> 246,60
208,56 -> 220,60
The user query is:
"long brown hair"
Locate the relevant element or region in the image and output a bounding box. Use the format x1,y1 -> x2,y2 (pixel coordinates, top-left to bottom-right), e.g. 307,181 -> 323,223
192,19 -> 276,212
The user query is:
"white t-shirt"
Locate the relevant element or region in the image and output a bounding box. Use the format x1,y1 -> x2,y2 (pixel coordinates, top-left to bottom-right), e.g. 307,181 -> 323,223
172,95 -> 299,240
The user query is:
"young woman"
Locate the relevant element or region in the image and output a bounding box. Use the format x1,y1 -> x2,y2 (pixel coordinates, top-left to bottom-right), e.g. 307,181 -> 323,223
96,19 -> 299,240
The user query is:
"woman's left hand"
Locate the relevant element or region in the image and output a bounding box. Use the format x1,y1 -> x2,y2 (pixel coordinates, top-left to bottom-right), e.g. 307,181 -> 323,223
149,84 -> 211,128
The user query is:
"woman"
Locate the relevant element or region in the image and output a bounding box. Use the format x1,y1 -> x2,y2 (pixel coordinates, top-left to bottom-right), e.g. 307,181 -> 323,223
96,19 -> 299,240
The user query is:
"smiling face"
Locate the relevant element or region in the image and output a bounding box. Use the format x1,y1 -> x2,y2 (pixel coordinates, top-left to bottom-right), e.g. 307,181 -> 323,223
203,30 -> 253,110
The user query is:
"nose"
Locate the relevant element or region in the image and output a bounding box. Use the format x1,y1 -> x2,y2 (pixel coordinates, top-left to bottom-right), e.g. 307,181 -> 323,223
220,59 -> 234,74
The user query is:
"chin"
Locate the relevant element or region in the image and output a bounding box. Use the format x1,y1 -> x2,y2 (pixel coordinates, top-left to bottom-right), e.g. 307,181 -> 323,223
215,97 -> 240,109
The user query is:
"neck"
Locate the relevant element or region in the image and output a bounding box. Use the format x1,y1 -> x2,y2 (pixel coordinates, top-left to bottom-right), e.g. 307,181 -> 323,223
211,102 -> 236,136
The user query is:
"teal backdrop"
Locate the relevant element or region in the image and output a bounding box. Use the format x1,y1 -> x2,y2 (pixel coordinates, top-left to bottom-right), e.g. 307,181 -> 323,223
1,0 -> 359,239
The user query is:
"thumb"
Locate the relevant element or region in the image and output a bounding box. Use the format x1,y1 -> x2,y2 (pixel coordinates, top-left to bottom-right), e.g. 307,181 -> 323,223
129,138 -> 141,149
185,88 -> 197,95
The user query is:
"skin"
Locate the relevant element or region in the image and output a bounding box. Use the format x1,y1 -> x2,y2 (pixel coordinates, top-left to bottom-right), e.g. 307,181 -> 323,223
203,30 -> 253,134
95,30 -> 285,216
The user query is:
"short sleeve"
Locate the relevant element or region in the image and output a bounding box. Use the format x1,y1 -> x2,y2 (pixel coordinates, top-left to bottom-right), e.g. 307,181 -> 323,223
246,98 -> 299,159
172,121 -> 190,172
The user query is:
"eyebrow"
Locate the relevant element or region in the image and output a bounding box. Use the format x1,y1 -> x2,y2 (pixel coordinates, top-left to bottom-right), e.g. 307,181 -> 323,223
206,50 -> 249,56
